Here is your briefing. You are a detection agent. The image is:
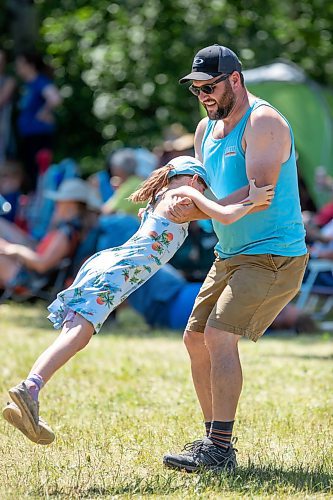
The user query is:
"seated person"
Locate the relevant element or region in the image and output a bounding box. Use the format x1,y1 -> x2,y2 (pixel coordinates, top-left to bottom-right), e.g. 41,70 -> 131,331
128,264 -> 202,329
307,221 -> 333,288
87,159 -> 114,203
302,210 -> 333,245
0,178 -> 89,293
309,217 -> 333,261
128,264 -> 314,333
268,303 -> 317,334
169,219 -> 218,281
314,200 -> 333,227
0,160 -> 24,223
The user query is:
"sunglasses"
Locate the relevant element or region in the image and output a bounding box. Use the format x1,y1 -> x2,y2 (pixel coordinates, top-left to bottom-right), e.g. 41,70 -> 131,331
189,73 -> 230,96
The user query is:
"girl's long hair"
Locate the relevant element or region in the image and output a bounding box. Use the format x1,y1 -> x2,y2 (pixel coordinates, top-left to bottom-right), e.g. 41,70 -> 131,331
129,165 -> 173,203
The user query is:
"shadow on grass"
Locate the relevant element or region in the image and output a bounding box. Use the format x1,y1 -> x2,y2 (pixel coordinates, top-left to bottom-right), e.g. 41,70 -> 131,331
232,464 -> 333,493
30,465 -> 333,497
111,466 -> 332,496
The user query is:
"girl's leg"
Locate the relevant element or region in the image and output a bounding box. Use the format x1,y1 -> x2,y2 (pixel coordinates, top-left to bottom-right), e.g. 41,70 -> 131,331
28,311 -> 94,384
6,311 -> 94,443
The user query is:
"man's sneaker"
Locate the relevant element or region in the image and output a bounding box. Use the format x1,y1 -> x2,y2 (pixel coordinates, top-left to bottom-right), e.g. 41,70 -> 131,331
8,381 -> 40,438
163,437 -> 237,473
181,438 -> 205,455
2,402 -> 55,445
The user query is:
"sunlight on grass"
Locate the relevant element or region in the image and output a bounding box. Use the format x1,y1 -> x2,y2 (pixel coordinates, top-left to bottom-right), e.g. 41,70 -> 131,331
0,303 -> 332,498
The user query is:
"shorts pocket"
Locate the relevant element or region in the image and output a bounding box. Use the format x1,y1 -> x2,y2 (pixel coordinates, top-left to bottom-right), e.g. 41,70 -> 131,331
266,254 -> 307,273
267,254 -> 280,272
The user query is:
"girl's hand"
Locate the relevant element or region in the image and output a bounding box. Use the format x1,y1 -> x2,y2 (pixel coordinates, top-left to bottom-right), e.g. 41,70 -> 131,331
249,179 -> 275,206
137,207 -> 146,219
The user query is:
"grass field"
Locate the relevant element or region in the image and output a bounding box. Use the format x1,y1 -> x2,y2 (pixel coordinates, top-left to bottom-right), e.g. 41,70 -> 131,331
0,302 -> 332,499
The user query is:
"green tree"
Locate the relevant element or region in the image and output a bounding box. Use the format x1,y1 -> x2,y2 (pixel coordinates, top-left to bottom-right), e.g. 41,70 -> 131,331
1,0 -> 333,167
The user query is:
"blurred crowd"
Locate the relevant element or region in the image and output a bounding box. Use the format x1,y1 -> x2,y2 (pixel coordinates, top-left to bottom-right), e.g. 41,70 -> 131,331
0,48 -> 332,334
302,169 -> 333,283
0,48 -> 218,329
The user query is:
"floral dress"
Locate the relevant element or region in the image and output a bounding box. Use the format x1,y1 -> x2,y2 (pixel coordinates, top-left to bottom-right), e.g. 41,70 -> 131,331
47,206 -> 189,333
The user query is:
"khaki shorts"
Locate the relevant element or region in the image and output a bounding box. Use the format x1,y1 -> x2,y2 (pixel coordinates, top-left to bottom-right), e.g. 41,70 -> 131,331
186,253 -> 309,342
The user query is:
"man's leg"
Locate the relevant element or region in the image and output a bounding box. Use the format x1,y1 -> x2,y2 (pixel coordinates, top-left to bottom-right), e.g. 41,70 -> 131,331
183,326 -> 242,422
183,330 -> 212,422
164,327 -> 240,472
164,254 -> 309,472
204,326 -> 242,422
0,255 -> 20,286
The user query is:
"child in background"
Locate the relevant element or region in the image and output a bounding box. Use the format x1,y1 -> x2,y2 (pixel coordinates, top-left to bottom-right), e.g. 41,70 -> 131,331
3,155 -> 274,444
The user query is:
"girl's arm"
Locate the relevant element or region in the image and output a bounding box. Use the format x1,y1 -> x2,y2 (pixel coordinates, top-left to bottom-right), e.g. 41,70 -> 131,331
171,180 -> 274,225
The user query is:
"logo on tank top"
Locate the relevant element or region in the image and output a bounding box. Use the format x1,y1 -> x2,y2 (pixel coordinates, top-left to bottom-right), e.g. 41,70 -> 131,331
224,146 -> 237,157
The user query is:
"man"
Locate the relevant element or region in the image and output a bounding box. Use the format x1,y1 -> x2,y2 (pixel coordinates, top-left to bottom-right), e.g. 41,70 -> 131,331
163,44 -> 308,473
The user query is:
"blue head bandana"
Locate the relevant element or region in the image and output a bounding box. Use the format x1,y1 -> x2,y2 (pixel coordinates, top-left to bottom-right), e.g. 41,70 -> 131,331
167,156 -> 209,186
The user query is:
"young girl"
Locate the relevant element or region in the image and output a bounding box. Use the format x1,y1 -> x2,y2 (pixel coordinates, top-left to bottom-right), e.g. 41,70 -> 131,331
3,155 -> 274,445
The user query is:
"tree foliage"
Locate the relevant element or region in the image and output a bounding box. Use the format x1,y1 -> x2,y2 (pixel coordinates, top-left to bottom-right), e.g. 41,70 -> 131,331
1,0 -> 333,163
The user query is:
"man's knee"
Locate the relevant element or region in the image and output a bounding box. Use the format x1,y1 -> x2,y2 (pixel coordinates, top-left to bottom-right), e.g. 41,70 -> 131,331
183,329 -> 206,357
204,326 -> 240,354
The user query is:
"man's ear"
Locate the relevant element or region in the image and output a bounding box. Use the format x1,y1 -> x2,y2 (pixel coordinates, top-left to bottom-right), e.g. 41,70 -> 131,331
230,71 -> 241,90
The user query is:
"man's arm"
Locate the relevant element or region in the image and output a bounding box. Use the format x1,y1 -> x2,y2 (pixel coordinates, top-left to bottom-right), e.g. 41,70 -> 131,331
244,105 -> 291,188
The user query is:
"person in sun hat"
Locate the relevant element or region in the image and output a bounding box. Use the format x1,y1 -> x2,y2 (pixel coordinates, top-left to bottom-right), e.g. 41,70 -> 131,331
0,177 -> 88,292
2,155 -> 273,445
44,176 -> 90,204
162,44 -> 309,473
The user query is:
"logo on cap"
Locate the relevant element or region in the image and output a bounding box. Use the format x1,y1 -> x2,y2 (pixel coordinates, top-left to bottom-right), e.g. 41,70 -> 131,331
193,57 -> 204,66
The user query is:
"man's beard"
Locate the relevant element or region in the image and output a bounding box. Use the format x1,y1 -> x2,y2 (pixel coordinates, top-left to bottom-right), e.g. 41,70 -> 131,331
204,80 -> 236,120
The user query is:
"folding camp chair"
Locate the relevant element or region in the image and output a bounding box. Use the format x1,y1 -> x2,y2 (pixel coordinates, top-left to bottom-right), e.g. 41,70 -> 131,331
296,259 -> 333,319
0,258 -> 71,305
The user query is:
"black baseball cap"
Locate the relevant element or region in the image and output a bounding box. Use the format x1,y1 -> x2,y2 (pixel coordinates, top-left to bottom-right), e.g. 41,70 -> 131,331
179,44 -> 242,84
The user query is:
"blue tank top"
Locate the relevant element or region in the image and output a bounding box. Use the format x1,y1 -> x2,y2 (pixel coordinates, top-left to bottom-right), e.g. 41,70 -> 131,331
201,99 -> 307,258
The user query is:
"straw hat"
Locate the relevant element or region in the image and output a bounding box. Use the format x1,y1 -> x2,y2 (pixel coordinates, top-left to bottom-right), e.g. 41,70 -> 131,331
44,178 -> 90,203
